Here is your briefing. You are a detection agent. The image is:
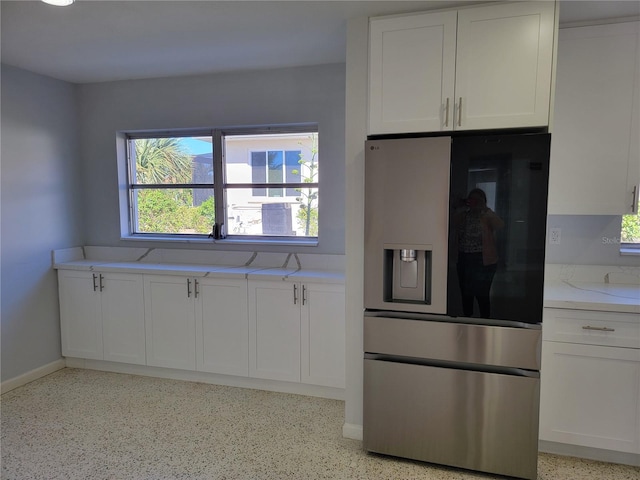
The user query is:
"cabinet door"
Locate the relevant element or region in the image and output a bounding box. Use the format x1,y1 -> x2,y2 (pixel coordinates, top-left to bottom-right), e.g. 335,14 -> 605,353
540,341 -> 640,454
248,280 -> 301,382
58,270 -> 103,360
369,11 -> 457,134
196,277 -> 249,376
144,275 -> 196,370
626,24 -> 640,212
301,283 -> 345,388
549,22 -> 639,214
101,273 -> 146,365
455,1 -> 555,130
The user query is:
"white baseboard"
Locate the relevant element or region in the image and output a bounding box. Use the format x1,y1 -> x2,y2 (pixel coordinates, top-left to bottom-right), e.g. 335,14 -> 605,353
342,422 -> 363,440
1,359 -> 66,394
64,358 -> 346,401
539,440 -> 640,467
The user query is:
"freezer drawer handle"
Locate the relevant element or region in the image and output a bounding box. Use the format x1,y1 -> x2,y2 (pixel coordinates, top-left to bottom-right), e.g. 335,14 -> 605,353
582,325 -> 615,332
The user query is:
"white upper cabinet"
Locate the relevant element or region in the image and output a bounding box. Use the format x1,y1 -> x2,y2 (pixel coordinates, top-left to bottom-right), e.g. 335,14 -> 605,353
368,1 -> 556,134
369,11 -> 457,134
455,2 -> 555,130
548,21 -> 640,215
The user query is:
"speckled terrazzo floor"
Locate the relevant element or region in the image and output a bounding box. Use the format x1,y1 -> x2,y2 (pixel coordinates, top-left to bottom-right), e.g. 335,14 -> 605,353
1,369 -> 638,480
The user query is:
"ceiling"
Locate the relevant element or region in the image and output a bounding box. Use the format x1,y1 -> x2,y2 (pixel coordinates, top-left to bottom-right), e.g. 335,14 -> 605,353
1,0 -> 639,84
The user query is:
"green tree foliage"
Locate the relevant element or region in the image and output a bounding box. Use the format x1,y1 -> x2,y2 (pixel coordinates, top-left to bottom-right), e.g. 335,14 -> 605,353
196,196 -> 216,226
621,199 -> 640,243
293,134 -> 319,236
134,138 -> 214,234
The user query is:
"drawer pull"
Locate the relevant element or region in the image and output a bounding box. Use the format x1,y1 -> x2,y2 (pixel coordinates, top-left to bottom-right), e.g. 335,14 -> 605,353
582,325 -> 615,332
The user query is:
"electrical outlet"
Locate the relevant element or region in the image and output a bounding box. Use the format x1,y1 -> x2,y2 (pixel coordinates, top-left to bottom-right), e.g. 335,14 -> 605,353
549,228 -> 561,245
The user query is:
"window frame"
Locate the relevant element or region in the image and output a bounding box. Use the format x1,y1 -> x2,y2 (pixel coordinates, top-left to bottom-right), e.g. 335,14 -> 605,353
123,125 -> 319,244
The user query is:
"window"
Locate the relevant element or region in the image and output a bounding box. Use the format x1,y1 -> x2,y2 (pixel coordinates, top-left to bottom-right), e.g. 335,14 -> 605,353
125,127 -> 318,241
621,196 -> 640,252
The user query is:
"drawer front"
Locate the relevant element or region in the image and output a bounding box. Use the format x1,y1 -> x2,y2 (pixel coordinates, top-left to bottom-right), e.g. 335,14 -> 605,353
543,308 -> 640,348
364,315 -> 541,370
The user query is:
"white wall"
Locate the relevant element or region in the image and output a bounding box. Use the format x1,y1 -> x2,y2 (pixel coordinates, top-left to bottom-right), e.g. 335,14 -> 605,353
1,65 -> 83,381
343,16 -> 369,439
77,63 -> 346,255
546,215 -> 640,266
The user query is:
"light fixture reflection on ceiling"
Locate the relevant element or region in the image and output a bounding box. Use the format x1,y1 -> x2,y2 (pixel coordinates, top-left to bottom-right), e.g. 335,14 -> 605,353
42,0 -> 75,6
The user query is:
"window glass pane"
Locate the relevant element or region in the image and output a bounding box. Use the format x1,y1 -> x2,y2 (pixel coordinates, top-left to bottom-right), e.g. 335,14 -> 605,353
224,132 -> 318,186
134,188 -> 214,234
130,136 -> 213,185
267,150 -> 284,197
621,197 -> 640,244
285,150 -> 301,196
251,151 -> 267,196
226,188 -> 318,237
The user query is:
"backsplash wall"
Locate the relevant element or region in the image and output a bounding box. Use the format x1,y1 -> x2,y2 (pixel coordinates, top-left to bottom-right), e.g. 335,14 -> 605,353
545,215 -> 640,266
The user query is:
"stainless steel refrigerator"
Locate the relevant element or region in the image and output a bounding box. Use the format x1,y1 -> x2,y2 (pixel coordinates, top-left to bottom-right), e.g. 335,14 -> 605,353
363,133 -> 551,480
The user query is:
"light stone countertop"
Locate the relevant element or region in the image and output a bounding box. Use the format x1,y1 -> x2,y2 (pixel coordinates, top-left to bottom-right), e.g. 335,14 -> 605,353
544,264 -> 640,315
52,247 -> 344,284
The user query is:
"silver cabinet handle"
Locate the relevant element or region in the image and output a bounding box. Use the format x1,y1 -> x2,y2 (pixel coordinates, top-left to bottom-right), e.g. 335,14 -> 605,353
302,285 -> 307,306
458,97 -> 462,127
194,279 -> 199,299
92,273 -> 98,292
187,278 -> 192,298
444,98 -> 450,127
582,325 -> 615,332
99,274 -> 104,292
293,284 -> 298,305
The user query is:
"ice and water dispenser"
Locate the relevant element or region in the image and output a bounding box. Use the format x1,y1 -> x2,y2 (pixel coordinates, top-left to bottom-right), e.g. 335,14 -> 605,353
383,247 -> 432,304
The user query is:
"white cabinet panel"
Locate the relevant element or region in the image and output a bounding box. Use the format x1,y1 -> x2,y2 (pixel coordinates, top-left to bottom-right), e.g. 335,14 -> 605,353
549,21 -> 640,214
144,275 -> 196,370
368,1 -> 555,134
249,279 -> 346,387
455,1 -> 555,130
101,273 -> 146,365
369,11 -> 457,134
58,270 -> 103,360
249,280 -> 301,382
58,270 -> 145,364
540,341 -> 640,454
196,277 -> 249,377
301,283 -> 345,388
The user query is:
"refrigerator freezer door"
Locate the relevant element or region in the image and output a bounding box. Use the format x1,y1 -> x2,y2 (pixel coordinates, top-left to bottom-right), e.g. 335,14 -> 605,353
363,358 -> 540,480
364,136 -> 451,314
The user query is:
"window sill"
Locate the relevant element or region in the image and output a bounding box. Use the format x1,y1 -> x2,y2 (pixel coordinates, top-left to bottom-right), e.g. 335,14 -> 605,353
120,234 -> 318,248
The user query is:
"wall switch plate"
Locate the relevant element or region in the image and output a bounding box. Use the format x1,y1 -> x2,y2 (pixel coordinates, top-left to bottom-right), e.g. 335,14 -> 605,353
549,228 -> 561,245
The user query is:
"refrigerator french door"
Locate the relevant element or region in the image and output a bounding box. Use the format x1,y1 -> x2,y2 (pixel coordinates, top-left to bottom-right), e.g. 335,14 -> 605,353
363,133 -> 550,480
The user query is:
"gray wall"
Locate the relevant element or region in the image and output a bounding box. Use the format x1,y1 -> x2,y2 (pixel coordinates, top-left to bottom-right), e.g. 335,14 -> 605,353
1,65 -> 83,381
546,215 -> 640,266
78,63 -> 346,255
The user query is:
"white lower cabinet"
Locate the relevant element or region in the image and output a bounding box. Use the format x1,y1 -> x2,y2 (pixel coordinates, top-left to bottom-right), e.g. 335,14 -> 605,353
248,279 -> 345,387
59,267 -> 345,394
540,308 -> 640,456
195,277 -> 249,377
301,283 -> 345,388
58,270 -> 145,364
144,275 -> 197,370
249,280 -> 302,382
